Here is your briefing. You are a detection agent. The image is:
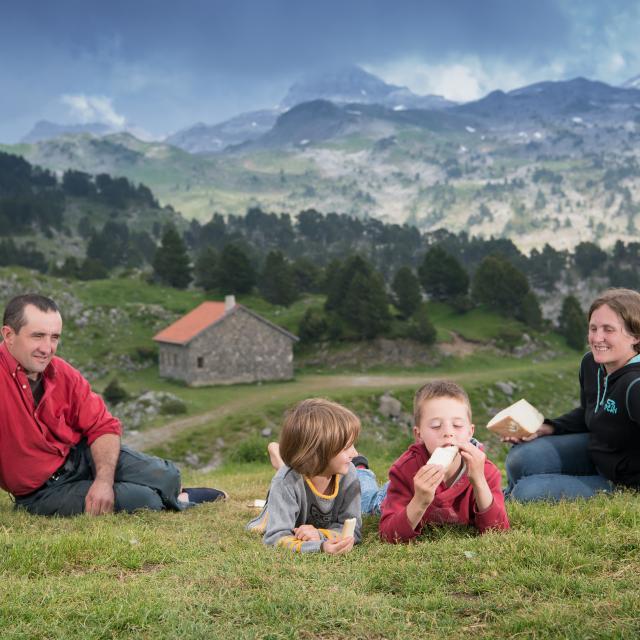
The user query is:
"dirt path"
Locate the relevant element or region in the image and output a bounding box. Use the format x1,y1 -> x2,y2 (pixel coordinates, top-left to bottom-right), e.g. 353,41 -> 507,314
123,361 -> 569,451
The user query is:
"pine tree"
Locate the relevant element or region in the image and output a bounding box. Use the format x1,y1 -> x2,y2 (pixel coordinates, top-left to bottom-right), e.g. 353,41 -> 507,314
559,295 -> 587,350
259,250 -> 298,306
418,246 -> 469,301
341,270 -> 391,340
472,255 -> 530,318
194,246 -> 220,291
392,266 -> 422,319
217,243 -> 256,294
408,303 -> 437,345
517,291 -> 544,329
153,224 -> 192,289
323,254 -> 391,340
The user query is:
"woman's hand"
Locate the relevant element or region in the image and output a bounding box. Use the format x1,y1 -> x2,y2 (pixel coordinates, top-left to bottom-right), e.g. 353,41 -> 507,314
501,422 -> 555,444
293,524 -> 321,541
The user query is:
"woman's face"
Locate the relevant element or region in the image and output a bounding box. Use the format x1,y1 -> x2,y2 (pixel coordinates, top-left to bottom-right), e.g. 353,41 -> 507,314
589,304 -> 639,374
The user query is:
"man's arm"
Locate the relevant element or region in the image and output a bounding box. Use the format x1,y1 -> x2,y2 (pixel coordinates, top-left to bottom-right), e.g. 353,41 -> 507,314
85,433 -> 120,515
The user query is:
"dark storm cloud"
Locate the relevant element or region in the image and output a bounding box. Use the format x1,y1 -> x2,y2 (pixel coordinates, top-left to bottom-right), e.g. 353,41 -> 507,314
0,0 -> 637,141
3,0 -> 570,74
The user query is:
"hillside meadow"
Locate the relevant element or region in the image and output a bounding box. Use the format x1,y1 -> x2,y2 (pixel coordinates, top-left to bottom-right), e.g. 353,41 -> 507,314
1,268 -> 639,638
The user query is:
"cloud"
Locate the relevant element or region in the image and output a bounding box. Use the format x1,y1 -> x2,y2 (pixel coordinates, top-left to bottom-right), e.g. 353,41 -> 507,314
60,94 -> 126,128
367,57 -> 542,102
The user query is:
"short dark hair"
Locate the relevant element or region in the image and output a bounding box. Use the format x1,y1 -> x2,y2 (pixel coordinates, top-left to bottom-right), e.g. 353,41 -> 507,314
3,294 -> 60,333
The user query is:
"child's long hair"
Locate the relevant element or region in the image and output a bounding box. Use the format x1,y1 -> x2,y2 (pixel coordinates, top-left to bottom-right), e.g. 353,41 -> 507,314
279,398 -> 360,476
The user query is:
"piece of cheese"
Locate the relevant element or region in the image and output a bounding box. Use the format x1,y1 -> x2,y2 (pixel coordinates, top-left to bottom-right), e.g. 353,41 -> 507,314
486,398 -> 544,438
427,445 -> 459,468
341,517 -> 356,539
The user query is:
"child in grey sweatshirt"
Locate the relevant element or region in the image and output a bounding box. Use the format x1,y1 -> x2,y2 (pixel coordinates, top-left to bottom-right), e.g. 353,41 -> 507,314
247,398 -> 362,554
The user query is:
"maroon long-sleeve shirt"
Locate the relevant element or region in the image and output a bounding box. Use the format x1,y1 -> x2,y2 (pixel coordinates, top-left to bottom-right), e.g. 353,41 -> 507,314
0,342 -> 122,496
379,442 -> 509,543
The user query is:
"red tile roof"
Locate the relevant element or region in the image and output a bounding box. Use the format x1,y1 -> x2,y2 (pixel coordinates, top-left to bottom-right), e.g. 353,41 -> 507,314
153,301 -> 229,345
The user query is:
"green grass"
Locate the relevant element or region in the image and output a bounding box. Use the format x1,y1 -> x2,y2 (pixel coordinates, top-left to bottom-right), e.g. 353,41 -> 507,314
1,268 -> 637,637
1,467 -> 638,639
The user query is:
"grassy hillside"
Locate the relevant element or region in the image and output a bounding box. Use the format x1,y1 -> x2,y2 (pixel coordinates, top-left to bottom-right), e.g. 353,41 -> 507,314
2,268 -> 638,638
5,118 -> 640,252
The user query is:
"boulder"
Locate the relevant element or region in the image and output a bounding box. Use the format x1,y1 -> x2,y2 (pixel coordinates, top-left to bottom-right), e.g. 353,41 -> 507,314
379,392 -> 402,418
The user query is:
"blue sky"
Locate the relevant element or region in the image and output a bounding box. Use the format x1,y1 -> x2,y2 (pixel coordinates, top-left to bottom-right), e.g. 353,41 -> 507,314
1,0 -> 639,142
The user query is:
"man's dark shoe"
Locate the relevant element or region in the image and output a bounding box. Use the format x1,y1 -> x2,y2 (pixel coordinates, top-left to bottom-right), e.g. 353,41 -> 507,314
182,487 -> 228,504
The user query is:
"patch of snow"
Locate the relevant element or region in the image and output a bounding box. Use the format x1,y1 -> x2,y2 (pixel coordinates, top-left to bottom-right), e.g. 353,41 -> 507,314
458,145 -> 468,153
299,139 -> 310,146
572,116 -> 584,124
465,126 -> 476,133
533,131 -> 543,139
393,105 -> 406,111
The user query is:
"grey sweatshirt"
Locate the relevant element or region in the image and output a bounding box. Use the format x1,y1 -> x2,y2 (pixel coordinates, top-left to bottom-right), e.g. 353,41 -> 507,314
247,463 -> 362,553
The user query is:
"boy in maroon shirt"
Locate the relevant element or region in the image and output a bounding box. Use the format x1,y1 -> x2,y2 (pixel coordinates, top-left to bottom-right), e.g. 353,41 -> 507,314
379,380 -> 509,543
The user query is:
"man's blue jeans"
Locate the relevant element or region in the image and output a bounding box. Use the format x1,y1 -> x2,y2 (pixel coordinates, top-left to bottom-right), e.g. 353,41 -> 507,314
504,433 -> 614,502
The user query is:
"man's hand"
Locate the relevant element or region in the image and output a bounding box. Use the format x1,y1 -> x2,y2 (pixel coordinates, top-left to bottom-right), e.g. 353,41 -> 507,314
321,536 -> 354,555
86,433 -> 120,516
293,524 -> 321,541
85,479 -> 115,515
501,422 -> 555,444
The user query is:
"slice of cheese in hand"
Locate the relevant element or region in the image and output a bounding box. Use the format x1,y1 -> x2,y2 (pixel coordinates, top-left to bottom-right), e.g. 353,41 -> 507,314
486,398 -> 544,439
341,517 -> 356,539
427,445 -> 459,469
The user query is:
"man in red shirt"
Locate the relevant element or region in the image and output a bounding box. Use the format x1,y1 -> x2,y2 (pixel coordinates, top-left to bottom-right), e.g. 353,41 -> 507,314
0,294 -> 226,516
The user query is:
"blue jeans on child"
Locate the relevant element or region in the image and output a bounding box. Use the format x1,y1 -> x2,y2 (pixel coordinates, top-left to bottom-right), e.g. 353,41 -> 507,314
357,468 -> 388,516
504,433 -> 614,502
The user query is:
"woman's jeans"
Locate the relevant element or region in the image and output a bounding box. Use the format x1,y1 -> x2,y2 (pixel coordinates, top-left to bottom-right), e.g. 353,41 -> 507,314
504,433 -> 614,502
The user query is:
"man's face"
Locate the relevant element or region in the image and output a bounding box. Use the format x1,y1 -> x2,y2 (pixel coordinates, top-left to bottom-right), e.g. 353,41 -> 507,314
1,305 -> 62,379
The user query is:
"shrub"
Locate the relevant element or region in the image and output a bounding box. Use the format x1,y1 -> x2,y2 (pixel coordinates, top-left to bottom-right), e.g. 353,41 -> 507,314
103,378 -> 128,405
159,398 -> 188,415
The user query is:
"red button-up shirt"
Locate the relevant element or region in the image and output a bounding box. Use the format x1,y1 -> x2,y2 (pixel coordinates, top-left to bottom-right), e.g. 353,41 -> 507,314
0,342 -> 122,496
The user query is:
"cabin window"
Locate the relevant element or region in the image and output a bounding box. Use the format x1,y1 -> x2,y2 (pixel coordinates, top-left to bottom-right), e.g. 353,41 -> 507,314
197,356 -> 204,368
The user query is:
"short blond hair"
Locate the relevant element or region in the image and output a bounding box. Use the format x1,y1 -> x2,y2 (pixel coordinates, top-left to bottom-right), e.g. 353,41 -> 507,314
279,398 -> 361,476
589,288 -> 640,354
413,380 -> 471,426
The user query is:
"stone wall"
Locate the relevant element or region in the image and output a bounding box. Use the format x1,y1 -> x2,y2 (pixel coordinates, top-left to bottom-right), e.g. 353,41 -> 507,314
157,307 -> 295,386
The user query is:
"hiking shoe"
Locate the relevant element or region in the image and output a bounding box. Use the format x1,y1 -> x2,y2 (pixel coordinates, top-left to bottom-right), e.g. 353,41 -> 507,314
352,455 -> 369,469
182,487 -> 228,504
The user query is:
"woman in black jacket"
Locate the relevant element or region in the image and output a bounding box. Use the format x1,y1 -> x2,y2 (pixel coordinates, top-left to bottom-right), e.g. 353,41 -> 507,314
505,288 -> 640,501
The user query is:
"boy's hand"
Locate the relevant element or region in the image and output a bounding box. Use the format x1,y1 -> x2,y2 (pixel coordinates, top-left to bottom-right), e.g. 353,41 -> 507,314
405,464 -> 444,529
458,441 -> 487,485
293,524 -> 321,541
413,464 -> 444,507
322,536 -> 354,555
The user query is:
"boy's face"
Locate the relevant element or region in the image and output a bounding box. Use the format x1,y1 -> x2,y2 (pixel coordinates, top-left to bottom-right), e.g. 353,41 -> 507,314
413,396 -> 474,454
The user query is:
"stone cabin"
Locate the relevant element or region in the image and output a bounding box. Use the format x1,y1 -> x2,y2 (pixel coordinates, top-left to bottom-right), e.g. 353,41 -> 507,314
153,296 -> 298,386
